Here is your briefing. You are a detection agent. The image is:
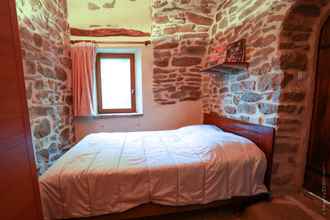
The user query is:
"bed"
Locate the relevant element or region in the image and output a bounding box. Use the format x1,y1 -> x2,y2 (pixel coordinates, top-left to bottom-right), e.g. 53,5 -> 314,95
39,113 -> 274,220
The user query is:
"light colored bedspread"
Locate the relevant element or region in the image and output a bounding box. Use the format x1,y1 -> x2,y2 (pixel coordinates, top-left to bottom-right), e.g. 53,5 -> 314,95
39,125 -> 267,219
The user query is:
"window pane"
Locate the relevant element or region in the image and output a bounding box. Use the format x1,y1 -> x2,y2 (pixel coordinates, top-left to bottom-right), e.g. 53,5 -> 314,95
100,57 -> 132,109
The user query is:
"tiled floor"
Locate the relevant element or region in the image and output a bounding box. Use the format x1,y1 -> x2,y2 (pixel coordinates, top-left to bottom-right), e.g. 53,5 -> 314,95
142,193 -> 329,220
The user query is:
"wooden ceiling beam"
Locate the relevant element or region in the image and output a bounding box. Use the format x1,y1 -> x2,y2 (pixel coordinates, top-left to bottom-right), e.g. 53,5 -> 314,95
70,28 -> 151,37
70,40 -> 151,46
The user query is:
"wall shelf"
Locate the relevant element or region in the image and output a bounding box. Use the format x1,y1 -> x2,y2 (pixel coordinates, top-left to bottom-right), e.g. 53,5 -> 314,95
201,62 -> 249,74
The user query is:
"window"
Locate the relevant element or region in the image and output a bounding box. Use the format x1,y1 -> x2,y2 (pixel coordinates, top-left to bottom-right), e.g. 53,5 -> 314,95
96,53 -> 136,114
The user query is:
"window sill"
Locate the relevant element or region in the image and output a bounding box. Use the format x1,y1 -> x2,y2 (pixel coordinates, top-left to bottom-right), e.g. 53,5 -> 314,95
93,112 -> 144,119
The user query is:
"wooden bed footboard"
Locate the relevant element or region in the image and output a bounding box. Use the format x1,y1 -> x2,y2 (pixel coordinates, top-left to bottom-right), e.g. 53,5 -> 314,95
203,112 -> 275,190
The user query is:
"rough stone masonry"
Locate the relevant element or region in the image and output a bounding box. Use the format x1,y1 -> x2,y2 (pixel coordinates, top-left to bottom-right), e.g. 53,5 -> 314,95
152,0 -> 217,104
202,0 -> 330,192
16,0 -> 74,174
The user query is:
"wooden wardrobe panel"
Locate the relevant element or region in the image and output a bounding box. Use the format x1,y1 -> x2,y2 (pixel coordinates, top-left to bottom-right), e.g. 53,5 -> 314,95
0,147 -> 33,190
0,116 -> 25,140
304,17 -> 330,201
0,148 -> 38,220
0,0 -> 43,219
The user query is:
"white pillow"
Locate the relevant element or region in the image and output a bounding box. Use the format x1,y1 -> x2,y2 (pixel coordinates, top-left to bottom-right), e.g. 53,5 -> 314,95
178,124 -> 223,134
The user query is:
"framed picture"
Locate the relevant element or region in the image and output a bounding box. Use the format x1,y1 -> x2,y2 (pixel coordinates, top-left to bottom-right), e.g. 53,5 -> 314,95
225,39 -> 246,63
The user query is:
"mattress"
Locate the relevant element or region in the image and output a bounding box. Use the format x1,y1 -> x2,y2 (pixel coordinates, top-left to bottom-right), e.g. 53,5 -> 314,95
39,125 -> 267,219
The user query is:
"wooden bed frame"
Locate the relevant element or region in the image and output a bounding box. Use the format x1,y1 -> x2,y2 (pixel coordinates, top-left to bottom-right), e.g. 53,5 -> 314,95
204,113 -> 275,189
73,113 -> 275,220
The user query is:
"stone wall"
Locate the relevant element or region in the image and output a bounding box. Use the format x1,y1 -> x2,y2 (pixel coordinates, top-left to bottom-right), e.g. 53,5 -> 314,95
151,0 -> 217,104
202,0 -> 330,192
16,0 -> 74,174
203,0 -> 290,121
202,0 -> 291,191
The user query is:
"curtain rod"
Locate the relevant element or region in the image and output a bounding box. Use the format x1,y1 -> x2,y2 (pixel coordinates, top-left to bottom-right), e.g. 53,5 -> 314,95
71,40 -> 151,46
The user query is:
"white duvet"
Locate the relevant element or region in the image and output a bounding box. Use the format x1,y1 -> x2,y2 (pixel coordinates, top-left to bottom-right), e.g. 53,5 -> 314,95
39,125 -> 267,219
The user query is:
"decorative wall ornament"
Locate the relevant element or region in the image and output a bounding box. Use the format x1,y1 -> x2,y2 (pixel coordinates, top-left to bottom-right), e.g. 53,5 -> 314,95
225,39 -> 246,63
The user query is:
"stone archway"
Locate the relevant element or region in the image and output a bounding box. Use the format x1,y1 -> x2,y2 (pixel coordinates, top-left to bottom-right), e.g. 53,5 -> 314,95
277,0 -> 330,191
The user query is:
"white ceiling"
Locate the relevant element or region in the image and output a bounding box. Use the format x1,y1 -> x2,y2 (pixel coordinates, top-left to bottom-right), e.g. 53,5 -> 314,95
67,0 -> 152,33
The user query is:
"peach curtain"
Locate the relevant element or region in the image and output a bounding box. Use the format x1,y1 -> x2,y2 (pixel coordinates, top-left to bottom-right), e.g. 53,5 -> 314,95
71,43 -> 96,116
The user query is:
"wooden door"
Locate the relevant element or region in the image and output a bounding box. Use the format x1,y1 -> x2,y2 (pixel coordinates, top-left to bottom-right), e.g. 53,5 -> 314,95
0,0 -> 43,219
304,17 -> 330,201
